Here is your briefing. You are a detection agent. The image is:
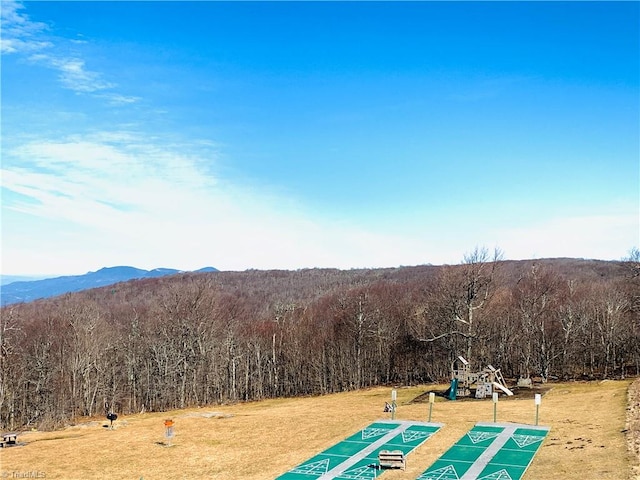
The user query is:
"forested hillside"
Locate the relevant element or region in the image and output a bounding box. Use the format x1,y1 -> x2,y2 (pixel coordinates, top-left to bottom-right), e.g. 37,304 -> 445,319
1,253 -> 638,430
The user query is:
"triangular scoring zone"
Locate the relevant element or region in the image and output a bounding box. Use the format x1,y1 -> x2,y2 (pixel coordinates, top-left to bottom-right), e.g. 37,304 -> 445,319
417,464 -> 460,480
467,430 -> 501,444
361,427 -> 392,440
338,464 -> 379,479
402,430 -> 434,443
291,458 -> 330,475
510,433 -> 546,449
477,468 -> 513,480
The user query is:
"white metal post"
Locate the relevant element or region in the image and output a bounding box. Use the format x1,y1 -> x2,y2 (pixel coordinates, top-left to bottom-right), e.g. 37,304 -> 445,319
492,392 -> 498,423
391,389 -> 397,420
428,392 -> 435,422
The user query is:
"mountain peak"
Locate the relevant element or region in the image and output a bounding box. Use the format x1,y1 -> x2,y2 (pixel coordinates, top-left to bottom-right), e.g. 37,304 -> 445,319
1,266 -> 218,305
93,266 -> 145,274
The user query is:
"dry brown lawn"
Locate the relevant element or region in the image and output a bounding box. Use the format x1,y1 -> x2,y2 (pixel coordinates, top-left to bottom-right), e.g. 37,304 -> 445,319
1,379 -> 637,479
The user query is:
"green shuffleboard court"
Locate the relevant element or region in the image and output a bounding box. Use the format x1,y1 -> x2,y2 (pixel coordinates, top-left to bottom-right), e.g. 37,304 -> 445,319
416,422 -> 550,480
276,420 -> 443,480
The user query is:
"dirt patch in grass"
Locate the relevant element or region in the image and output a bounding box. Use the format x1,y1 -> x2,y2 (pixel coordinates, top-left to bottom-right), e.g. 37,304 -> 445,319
0,379 -> 636,479
411,383 -> 556,403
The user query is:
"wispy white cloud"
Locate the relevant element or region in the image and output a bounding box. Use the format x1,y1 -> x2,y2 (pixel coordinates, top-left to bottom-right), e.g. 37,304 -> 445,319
50,57 -> 115,93
2,0 -> 137,102
3,129 -> 637,275
101,93 -> 143,105
0,0 -> 50,54
3,127 -> 636,275
1,131 -> 433,275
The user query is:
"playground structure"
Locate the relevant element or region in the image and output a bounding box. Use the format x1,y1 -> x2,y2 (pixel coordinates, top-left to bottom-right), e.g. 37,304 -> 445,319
448,356 -> 514,399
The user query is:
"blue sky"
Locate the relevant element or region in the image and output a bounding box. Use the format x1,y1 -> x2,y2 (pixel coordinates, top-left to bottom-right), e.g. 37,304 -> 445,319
1,1 -> 638,276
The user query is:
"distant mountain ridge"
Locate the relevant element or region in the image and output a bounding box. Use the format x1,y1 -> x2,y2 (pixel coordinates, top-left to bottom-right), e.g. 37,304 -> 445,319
0,274 -> 51,286
0,266 -> 218,306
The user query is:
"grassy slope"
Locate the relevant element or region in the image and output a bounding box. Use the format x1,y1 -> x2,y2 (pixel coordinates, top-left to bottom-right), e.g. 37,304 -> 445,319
0,380 -> 634,479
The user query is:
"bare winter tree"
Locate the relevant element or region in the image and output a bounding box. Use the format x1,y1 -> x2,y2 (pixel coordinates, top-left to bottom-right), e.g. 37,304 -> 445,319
623,247 -> 640,276
1,257 -> 636,430
511,264 -> 562,381
0,308 -> 24,430
413,246 -> 503,364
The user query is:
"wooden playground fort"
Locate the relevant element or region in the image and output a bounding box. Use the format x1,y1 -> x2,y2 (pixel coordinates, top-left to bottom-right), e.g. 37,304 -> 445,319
447,356 -> 514,399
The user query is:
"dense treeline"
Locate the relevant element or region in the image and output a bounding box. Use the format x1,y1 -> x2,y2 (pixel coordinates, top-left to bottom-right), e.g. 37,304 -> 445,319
1,252 -> 638,430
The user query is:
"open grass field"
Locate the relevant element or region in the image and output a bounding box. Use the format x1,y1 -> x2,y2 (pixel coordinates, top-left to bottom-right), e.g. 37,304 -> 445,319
1,379 -> 638,479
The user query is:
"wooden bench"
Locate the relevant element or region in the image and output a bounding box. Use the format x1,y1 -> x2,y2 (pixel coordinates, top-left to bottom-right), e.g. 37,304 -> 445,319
1,432 -> 18,447
378,449 -> 406,470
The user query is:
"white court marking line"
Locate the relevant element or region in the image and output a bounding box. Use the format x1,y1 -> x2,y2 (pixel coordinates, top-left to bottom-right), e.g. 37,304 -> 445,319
322,454 -> 353,459
482,460 -> 533,468
483,453 -> 542,476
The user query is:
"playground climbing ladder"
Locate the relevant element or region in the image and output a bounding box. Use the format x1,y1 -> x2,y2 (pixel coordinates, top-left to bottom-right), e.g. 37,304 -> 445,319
276,420 -> 443,480
416,422 -> 549,480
